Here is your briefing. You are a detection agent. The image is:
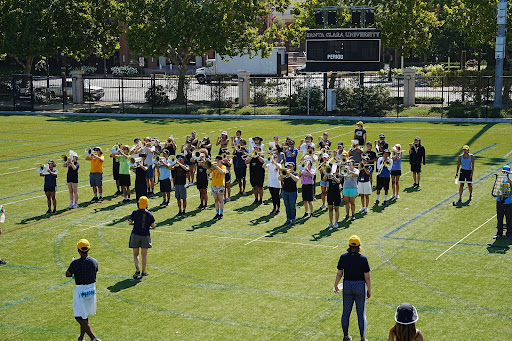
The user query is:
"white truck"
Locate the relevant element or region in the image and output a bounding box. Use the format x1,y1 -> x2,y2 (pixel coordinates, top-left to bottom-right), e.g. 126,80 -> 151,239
195,47 -> 287,84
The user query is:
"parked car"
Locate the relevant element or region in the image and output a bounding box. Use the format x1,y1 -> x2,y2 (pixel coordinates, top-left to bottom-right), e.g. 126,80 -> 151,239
37,79 -> 104,100
293,64 -> 307,75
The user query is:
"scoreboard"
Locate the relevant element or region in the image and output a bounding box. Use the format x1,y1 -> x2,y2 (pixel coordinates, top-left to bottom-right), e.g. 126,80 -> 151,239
305,29 -> 381,72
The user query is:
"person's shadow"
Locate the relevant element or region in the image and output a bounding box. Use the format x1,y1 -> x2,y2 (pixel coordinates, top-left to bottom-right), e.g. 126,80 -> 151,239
107,278 -> 141,292
487,237 -> 512,254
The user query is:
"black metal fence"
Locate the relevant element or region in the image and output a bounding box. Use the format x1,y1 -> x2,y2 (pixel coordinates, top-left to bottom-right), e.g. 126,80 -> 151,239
0,74 -> 509,116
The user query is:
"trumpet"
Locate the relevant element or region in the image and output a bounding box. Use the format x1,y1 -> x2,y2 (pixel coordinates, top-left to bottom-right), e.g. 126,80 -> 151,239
37,164 -> 49,175
280,169 -> 289,178
192,151 -> 203,161
167,135 -> 174,144
306,149 -> 314,156
267,146 -> 274,153
320,147 -> 329,154
204,160 -> 213,170
341,167 -> 349,176
85,147 -> 93,157
298,162 -> 307,171
154,157 -> 165,166
341,156 -> 347,164
324,165 -> 333,176
60,155 -> 69,164
384,159 -> 391,168
358,162 -> 365,170
391,150 -> 402,158
128,156 -> 142,168
251,150 -> 260,158
111,143 -> 121,154
264,155 -> 273,165
168,156 -> 177,166
235,144 -> 241,151
152,154 -> 161,163
221,152 -> 227,159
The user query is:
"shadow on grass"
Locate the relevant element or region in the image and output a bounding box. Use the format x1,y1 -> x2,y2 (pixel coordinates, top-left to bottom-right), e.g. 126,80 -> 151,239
370,199 -> 396,213
233,203 -> 259,213
311,219 -> 352,241
487,237 -> 512,254
452,199 -> 471,208
403,185 -> 421,193
249,213 -> 275,226
107,278 -> 141,293
188,218 -> 219,231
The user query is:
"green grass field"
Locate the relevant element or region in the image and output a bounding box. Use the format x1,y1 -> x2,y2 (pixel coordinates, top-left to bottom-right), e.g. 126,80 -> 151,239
0,114 -> 511,340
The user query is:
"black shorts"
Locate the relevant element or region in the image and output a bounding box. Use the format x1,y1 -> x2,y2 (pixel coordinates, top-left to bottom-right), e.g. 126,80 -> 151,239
390,170 -> 402,176
44,187 -> 56,193
376,176 -> 390,191
113,167 -> 120,180
410,163 -> 422,173
459,169 -> 473,183
225,172 -> 231,183
234,167 -> 246,180
250,174 -> 264,188
159,178 -> 171,192
302,184 -> 314,201
196,179 -> 208,190
327,192 -> 341,206
119,174 -> 131,187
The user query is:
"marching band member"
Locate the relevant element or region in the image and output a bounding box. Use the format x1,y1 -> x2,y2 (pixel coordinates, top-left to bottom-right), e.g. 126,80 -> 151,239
182,139 -> 195,187
110,146 -> 121,195
318,132 -> 332,150
153,138 -> 162,183
494,165 -> 512,239
455,145 -> 474,203
144,137 -> 156,197
132,153 -> 148,203
130,138 -> 145,157
216,131 -> 229,154
246,146 -> 265,205
272,144 -> 286,164
251,136 -> 264,153
390,144 -> 402,199
363,142 -> 378,188
409,136 -> 426,188
300,160 -> 315,218
115,145 -> 131,204
348,140 -> 363,165
301,145 -> 319,199
325,163 -> 342,228
374,133 -> 389,157
195,150 -> 209,210
354,121 -> 367,146
299,134 -> 315,153
199,136 -> 212,156
157,150 -> 173,207
233,139 -> 248,195
231,130 -> 242,146
375,150 -> 393,205
189,131 -> 199,148
223,151 -> 232,202
264,154 -> 282,215
357,156 -> 373,213
164,136 -> 177,187
209,155 -> 227,220
319,153 -> 331,210
172,155 -> 189,217
334,142 -> 345,160
342,161 -> 359,220
284,139 -> 298,165
65,152 -> 79,209
41,160 -> 58,214
280,162 -> 300,225
85,147 -> 104,202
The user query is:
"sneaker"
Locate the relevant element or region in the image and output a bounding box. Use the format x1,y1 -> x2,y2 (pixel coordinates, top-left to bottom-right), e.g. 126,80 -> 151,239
457,198 -> 462,204
225,198 -> 231,202
469,195 -> 472,201
327,222 -> 333,228
396,195 -> 400,199
252,200 -> 259,205
333,222 -> 339,228
46,209 -> 52,215
345,214 -> 349,220
52,209 -> 57,214
91,197 -> 99,202
358,207 -> 365,213
161,201 -> 167,206
133,271 -> 141,279
309,212 -> 314,218
416,183 -> 421,188
285,220 -> 290,225
98,197 -> 103,202
73,204 -> 79,209
165,201 -> 169,206
181,211 -> 187,217
175,211 -> 183,217
290,219 -> 295,225
270,210 -> 276,215
413,183 -> 417,188
364,207 -> 369,213
374,200 -> 379,205
493,234 -> 503,239
141,271 -> 148,277
149,192 -> 155,198
68,204 -> 74,209
115,190 -> 122,195
320,204 -> 326,210
213,214 -> 220,220
274,210 -> 280,215
390,195 -> 395,200
342,336 -> 352,341
302,212 -> 309,219
258,199 -> 263,204
197,204 -> 204,210
0,259 -> 7,265
351,215 -> 355,221
218,214 -> 223,220
383,200 -> 387,205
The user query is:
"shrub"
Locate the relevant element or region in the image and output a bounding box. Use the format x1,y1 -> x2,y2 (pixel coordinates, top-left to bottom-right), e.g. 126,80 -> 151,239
72,66 -> 97,75
111,66 -> 138,77
145,85 -> 170,106
295,86 -> 324,114
336,85 -> 393,116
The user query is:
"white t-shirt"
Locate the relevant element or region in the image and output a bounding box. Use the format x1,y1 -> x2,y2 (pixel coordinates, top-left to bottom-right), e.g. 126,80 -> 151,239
267,163 -> 281,188
300,142 -> 315,151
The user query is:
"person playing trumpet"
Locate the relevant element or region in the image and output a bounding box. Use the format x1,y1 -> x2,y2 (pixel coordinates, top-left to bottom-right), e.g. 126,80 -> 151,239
222,151 -> 232,202
216,131 -> 229,154
233,139 -> 248,195
209,155 -> 227,220
390,144 -> 403,200
64,152 -> 79,209
334,142 -> 345,161
182,140 -> 196,187
115,145 -> 132,204
246,146 -> 265,205
363,142 -> 378,188
375,133 -> 389,158
194,149 -> 209,210
231,130 -> 242,147
132,153 -> 148,203
357,156 -> 373,214
280,162 -> 300,225
348,140 -> 363,165
264,153 -> 282,215
375,150 -> 393,206
319,153 -> 331,210
300,160 -> 315,218
199,136 -> 212,156
110,144 -> 122,195
284,139 -> 298,165
318,132 -> 332,150
172,154 -> 189,217
324,163 -> 342,228
157,150 -> 173,207
342,161 -> 359,220
85,147 -> 104,202
41,160 -> 58,215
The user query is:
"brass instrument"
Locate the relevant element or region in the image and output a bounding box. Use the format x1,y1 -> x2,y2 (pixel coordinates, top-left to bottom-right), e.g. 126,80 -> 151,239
168,156 -> 177,166
341,167 -> 349,176
37,164 -> 49,175
192,151 -> 203,161
60,155 -> 69,164
320,147 -> 329,154
204,160 -> 213,170
128,156 -> 142,169
384,159 -> 391,168
85,148 -> 93,157
279,168 -> 289,178
306,149 -> 314,156
298,162 -> 307,171
251,150 -> 260,158
341,156 -> 347,164
358,162 -> 365,170
264,155 -> 273,165
235,144 -> 241,151
267,146 -> 274,153
221,152 -> 227,159
152,154 -> 161,163
324,165 -> 333,176
111,143 -> 122,154
167,135 -> 174,144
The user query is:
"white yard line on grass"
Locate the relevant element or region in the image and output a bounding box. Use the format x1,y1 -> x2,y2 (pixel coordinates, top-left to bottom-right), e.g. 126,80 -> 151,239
0,167 -> 36,176
435,214 -> 497,260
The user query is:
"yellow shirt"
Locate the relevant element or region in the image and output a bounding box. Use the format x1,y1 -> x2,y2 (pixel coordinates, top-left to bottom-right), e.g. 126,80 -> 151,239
90,155 -> 104,173
211,165 -> 226,187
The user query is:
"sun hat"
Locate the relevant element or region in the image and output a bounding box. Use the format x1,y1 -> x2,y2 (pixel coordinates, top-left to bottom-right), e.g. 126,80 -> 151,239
379,133 -> 385,138
285,162 -> 295,167
47,160 -> 54,164
503,165 -> 510,172
338,142 -> 344,146
77,239 -> 90,252
222,131 -> 228,136
348,235 -> 361,246
383,149 -> 391,154
463,145 -> 470,150
138,196 -> 148,209
322,153 -> 329,158
357,121 -> 364,125
395,303 -> 419,325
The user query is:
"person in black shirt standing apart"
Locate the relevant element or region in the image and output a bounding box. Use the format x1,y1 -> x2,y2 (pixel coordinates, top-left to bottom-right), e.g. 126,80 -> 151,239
354,121 -> 367,146
41,160 -> 58,215
318,132 -> 332,150
334,235 -> 371,341
65,152 -> 79,209
66,239 -> 101,341
409,136 -> 426,188
129,196 -> 155,278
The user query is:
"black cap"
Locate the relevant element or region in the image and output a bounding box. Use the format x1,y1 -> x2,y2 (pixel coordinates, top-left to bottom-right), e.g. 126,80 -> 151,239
395,303 -> 418,325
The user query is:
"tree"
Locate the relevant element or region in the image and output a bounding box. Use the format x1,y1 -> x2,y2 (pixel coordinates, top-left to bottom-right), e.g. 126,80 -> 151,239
0,0 -> 120,74
121,0 -> 290,104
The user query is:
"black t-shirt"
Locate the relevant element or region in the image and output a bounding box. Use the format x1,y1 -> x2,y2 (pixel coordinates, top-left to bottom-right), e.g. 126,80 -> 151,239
67,256 -> 98,285
275,144 -> 284,153
67,161 -> 79,183
174,166 -> 187,185
363,150 -> 378,167
113,157 -> 120,169
358,165 -> 373,182
327,175 -> 342,194
337,252 -> 370,281
196,164 -> 207,181
129,209 -> 155,236
377,141 -> 389,157
354,128 -> 366,145
319,139 -> 332,149
135,167 -> 147,184
283,172 -> 298,192
164,144 -> 176,156
250,157 -> 264,176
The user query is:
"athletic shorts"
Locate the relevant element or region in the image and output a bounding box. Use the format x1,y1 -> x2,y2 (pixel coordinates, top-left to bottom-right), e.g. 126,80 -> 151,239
89,173 -> 103,187
250,175 -> 264,188
129,233 -> 152,248
146,165 -> 154,179
410,163 -> 422,173
343,188 -> 357,197
184,159 -> 194,166
376,176 -> 390,191
390,170 -> 402,176
225,172 -> 231,183
320,180 -> 329,188
302,184 -> 314,202
196,179 -> 208,190
119,174 -> 131,187
113,167 -> 120,180
327,192 -> 341,206
211,186 -> 225,195
73,283 -> 97,319
174,184 -> 187,200
459,169 -> 473,183
357,181 -> 372,195
234,167 -> 246,180
159,178 -> 171,192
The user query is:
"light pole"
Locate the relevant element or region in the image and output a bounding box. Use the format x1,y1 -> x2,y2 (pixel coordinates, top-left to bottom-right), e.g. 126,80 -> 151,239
494,0 -> 507,108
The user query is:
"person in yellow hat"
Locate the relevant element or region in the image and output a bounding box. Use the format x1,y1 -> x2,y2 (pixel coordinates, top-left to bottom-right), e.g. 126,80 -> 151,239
66,239 -> 101,341
334,235 -> 371,341
128,196 -> 155,278
455,145 -> 474,204
354,121 -> 367,146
